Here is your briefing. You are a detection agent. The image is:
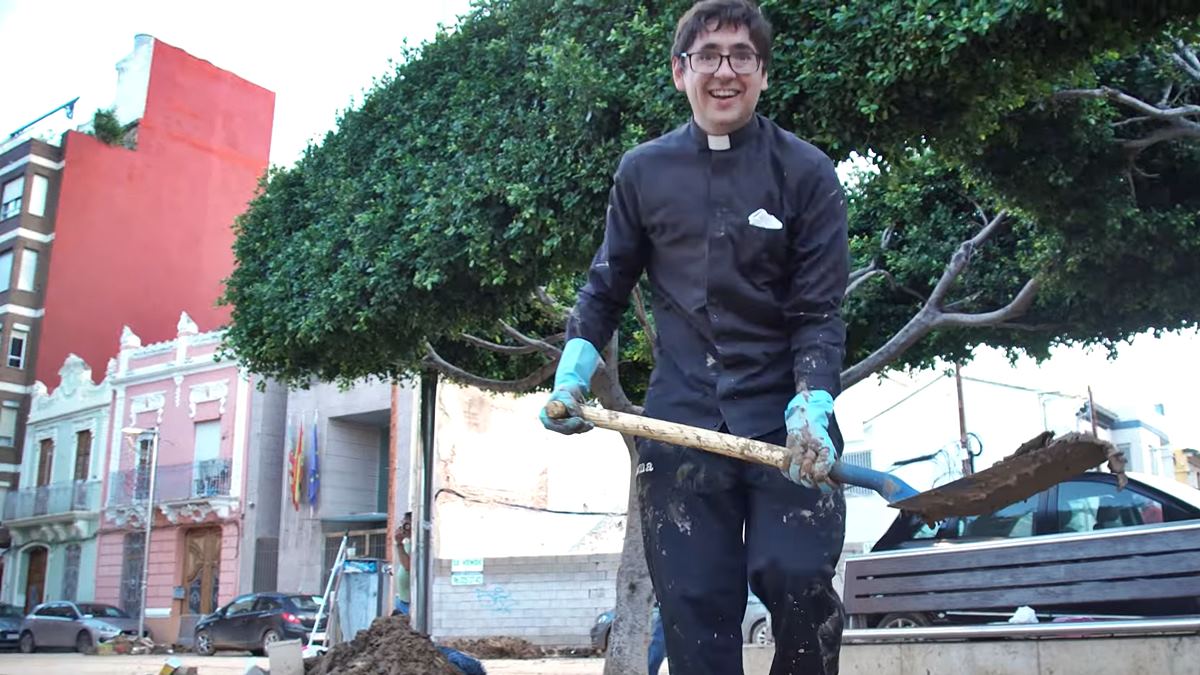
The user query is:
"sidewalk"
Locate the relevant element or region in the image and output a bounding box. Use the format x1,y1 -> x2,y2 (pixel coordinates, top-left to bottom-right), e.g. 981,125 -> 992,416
0,653 -> 609,675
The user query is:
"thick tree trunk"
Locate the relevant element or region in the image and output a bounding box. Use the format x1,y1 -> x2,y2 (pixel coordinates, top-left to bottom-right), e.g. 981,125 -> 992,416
591,334 -> 655,675
601,435 -> 654,675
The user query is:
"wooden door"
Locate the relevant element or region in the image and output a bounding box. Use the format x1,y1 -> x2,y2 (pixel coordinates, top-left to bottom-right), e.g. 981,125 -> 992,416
24,547 -> 47,614
184,527 -> 221,615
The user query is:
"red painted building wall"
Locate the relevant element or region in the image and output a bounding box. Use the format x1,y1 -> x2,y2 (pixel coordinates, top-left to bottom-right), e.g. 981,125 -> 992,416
37,39 -> 274,385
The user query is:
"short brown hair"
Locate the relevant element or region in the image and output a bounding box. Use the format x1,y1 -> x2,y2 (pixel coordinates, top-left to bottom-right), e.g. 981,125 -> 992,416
672,0 -> 773,69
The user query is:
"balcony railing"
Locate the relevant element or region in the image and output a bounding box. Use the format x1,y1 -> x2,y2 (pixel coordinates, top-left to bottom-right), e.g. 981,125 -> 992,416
3,480 -> 101,521
107,458 -> 232,507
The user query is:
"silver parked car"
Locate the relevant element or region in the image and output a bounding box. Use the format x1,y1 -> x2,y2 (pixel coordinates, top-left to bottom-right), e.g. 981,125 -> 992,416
18,601 -> 146,653
591,593 -> 773,651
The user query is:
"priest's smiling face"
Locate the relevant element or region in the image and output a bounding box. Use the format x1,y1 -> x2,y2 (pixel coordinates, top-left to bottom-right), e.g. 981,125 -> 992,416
672,23 -> 768,136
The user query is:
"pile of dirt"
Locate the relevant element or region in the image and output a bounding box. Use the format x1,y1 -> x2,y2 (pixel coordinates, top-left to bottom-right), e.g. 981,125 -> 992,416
438,636 -> 540,659
305,615 -> 460,675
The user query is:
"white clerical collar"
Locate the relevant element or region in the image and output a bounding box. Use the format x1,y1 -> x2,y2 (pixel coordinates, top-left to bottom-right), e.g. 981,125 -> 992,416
707,134 -> 731,151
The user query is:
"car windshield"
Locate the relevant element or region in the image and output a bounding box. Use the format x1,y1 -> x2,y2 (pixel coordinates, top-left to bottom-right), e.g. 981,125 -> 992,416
287,595 -> 322,612
0,604 -> 21,618
77,604 -> 129,619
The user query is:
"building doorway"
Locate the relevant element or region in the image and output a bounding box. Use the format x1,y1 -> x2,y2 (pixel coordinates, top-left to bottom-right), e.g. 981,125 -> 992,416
23,547 -> 47,614
184,527 -> 221,615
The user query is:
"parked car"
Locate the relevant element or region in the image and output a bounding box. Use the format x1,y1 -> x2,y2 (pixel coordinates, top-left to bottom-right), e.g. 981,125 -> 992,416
0,604 -> 23,649
194,592 -> 323,656
591,593 -> 772,651
853,470 -> 1200,629
18,602 -> 144,653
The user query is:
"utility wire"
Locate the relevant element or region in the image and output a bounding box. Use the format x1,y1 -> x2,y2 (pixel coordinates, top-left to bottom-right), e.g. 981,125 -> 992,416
434,487 -> 627,517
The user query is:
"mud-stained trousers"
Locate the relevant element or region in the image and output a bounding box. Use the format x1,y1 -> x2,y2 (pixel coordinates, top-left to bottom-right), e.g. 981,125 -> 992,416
637,426 -> 846,675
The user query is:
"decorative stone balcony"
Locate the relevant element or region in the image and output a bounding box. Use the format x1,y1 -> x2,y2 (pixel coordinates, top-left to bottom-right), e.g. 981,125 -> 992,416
105,458 -> 236,527
2,480 -> 102,545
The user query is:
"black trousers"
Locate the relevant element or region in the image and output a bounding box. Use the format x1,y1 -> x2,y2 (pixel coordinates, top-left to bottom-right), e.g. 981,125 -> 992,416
637,426 -> 846,675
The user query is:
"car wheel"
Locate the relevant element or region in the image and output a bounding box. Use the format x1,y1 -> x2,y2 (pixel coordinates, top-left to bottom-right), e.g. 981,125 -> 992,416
260,628 -> 281,653
75,630 -> 94,654
877,612 -> 931,629
194,629 -> 215,656
750,620 -> 773,645
18,631 -> 34,654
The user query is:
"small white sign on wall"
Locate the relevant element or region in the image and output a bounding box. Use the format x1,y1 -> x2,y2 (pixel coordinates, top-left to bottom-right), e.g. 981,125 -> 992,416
451,558 -> 484,573
450,572 -> 484,586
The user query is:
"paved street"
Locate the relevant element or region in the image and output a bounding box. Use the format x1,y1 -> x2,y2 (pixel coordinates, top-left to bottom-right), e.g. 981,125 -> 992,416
0,652 -> 609,675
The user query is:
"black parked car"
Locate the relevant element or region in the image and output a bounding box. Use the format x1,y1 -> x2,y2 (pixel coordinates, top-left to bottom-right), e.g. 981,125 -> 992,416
194,592 -> 323,655
0,604 -> 23,649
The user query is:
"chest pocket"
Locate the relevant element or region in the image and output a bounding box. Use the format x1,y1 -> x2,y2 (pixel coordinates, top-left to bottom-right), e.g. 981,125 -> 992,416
729,209 -> 788,287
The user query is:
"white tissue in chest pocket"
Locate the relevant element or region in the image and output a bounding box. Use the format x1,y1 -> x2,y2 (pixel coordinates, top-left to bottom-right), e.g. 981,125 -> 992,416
747,208 -> 783,230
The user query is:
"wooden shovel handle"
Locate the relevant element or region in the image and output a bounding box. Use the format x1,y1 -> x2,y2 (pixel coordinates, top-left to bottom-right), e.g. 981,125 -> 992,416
545,400 -> 789,469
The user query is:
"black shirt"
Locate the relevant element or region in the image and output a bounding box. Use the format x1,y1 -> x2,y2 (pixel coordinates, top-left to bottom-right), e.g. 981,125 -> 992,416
566,114 -> 848,439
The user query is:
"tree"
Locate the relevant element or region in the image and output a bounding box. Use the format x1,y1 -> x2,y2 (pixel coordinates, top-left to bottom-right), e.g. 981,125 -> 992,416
222,2 -> 1200,671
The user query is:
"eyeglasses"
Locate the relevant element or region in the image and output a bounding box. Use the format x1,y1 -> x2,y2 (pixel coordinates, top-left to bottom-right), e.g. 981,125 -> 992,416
678,49 -> 762,75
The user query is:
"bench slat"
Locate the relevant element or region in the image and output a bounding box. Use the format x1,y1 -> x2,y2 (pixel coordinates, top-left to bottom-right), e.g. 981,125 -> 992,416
845,575 -> 1200,615
849,550 -> 1200,596
848,526 -> 1200,577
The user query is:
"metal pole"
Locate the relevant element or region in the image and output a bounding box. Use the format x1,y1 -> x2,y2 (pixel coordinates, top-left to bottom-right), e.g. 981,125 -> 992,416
412,374 -> 437,634
954,363 -> 972,475
137,429 -> 159,640
1088,386 -> 1098,436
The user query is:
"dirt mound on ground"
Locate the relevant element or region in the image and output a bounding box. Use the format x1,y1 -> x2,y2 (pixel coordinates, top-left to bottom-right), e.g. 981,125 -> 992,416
438,636 -> 541,659
305,615 -> 460,675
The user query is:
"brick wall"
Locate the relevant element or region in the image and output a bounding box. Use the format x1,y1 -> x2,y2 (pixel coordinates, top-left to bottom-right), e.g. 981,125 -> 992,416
430,553 -> 620,648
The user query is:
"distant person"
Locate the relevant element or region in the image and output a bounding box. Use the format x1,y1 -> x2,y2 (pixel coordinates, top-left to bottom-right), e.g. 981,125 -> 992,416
393,512 -> 413,616
392,512 -> 486,675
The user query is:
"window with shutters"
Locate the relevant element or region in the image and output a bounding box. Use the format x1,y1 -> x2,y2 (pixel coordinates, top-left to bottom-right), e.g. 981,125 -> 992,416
74,430 -> 93,481
1,177 -> 22,220
0,250 -> 11,292
28,175 -> 48,217
7,328 -> 26,368
36,438 -> 54,487
0,406 -> 17,447
16,249 -> 37,292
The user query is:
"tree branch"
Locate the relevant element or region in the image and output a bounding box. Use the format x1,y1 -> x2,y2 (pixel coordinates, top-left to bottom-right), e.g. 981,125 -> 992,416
1171,39 -> 1200,81
927,210 -> 1008,308
840,209 -> 1046,389
939,278 -> 1041,328
459,333 -> 543,356
844,268 -> 885,299
1123,125 -> 1200,153
423,342 -> 556,393
841,306 -> 940,389
1055,86 -> 1200,155
533,286 -> 570,322
499,321 -> 561,359
631,285 -> 657,346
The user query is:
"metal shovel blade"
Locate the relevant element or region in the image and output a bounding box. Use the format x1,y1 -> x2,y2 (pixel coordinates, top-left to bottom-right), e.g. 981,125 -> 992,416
891,432 -> 1123,522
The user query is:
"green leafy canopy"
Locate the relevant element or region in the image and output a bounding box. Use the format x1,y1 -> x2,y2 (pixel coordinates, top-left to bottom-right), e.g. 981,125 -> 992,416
221,0 -> 1200,391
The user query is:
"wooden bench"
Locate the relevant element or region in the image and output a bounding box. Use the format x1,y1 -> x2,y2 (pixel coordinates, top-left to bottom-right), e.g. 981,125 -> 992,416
843,520 -> 1200,628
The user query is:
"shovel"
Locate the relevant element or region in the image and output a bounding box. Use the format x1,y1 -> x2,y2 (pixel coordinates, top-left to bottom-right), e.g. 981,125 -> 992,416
546,402 -> 1123,522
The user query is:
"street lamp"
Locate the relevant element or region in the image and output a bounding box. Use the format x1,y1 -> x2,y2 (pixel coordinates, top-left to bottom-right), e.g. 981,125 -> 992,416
122,425 -> 159,641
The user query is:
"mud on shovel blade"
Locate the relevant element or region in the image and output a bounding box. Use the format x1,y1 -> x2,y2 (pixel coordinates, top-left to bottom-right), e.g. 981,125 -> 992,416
887,432 -> 1121,522
544,401 -> 919,504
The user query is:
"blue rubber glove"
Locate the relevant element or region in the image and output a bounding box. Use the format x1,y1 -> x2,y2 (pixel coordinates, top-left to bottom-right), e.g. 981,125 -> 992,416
783,390 -> 837,490
539,338 -> 601,435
